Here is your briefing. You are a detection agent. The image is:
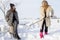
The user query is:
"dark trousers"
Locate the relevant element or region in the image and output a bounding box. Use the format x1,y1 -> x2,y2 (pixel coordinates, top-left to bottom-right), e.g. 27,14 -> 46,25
40,19 -> 48,32
13,21 -> 18,35
12,21 -> 20,39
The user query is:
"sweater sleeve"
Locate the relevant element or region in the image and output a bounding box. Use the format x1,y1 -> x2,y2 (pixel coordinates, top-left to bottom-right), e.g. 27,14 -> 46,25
5,10 -> 10,22
15,12 -> 19,24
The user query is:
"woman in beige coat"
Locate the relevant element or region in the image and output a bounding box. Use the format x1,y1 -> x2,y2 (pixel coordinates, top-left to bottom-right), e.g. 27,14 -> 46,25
40,0 -> 54,38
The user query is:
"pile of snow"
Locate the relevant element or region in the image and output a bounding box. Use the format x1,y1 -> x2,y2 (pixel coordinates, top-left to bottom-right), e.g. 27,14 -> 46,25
0,18 -> 60,40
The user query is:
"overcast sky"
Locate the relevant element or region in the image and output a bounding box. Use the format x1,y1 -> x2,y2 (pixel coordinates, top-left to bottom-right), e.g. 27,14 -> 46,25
0,0 -> 60,19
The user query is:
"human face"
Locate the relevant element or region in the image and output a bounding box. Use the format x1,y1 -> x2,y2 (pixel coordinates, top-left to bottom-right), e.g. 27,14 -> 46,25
42,1 -> 48,6
12,6 -> 16,10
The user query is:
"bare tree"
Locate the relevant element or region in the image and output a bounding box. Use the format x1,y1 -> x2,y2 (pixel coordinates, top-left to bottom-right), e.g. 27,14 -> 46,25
0,0 -> 10,17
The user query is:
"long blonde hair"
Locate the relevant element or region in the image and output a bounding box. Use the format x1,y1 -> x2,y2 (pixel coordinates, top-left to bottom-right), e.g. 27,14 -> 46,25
42,1 -> 49,10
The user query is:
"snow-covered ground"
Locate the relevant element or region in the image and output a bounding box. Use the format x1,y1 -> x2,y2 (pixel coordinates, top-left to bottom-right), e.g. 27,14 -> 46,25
0,0 -> 60,40
0,18 -> 60,40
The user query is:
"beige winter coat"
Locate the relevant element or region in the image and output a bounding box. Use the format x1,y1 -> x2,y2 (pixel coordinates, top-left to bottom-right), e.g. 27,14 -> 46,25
40,6 -> 54,27
5,10 -> 19,26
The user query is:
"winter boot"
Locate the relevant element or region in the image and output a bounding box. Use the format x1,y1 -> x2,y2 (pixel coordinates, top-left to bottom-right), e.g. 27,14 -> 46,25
13,33 -> 21,40
40,32 -> 44,38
